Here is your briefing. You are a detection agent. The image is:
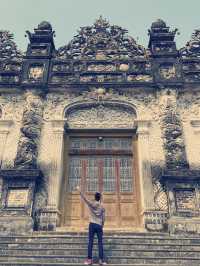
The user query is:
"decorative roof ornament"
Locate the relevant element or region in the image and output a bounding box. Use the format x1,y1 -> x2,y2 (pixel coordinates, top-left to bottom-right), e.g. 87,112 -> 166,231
0,30 -> 22,60
94,16 -> 110,29
38,21 -> 52,31
25,21 -> 55,46
57,16 -> 146,60
151,19 -> 167,29
148,19 -> 178,57
180,29 -> 200,57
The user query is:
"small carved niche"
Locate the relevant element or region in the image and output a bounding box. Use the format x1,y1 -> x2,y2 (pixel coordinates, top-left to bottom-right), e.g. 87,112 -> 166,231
28,64 -> 44,81
159,63 -> 176,80
30,45 -> 48,55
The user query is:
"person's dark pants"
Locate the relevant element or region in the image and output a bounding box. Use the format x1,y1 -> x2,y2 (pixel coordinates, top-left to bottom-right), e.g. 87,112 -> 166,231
88,222 -> 104,260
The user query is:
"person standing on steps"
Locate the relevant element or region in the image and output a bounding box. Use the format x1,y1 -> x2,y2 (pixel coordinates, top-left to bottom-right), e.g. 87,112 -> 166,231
76,186 -> 106,265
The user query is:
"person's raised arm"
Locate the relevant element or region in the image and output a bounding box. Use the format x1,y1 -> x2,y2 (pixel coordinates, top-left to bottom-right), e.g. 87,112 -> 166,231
76,186 -> 94,209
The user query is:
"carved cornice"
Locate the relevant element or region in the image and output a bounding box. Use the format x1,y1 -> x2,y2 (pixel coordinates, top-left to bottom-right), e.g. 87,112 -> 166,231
191,119 -> 200,133
0,120 -> 13,133
135,120 -> 151,134
50,119 -> 67,133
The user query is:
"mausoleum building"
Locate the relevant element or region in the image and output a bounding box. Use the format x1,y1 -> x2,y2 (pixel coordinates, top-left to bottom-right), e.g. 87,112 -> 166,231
0,17 -> 200,235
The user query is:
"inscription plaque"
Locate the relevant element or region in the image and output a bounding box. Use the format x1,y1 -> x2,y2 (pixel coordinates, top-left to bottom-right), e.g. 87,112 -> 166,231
175,189 -> 196,211
7,188 -> 29,207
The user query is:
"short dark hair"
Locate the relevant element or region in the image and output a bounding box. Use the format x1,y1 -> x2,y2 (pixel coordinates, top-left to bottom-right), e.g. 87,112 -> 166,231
95,192 -> 101,201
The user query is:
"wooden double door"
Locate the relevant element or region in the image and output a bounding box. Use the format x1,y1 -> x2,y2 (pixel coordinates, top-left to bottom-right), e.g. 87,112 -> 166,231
61,133 -> 141,230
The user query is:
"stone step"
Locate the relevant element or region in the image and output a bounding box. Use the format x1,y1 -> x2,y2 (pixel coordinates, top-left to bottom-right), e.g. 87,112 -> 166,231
1,262 -> 180,266
0,255 -> 200,265
1,248 -> 200,258
1,235 -> 200,245
1,233 -> 200,266
33,231 -> 169,237
2,243 -> 200,250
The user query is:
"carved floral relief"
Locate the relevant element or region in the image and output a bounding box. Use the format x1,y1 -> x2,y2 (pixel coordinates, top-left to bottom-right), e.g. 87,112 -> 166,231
159,65 -> 176,80
28,66 -> 44,81
66,104 -> 136,129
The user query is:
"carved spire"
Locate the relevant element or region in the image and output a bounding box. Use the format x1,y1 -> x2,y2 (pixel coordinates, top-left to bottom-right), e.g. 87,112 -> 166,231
57,16 -> 145,60
0,30 -> 22,60
25,21 -> 55,51
180,29 -> 200,57
148,19 -> 178,57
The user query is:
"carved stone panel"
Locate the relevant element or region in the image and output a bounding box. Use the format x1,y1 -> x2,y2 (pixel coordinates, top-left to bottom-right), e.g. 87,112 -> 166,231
175,189 -> 196,211
6,188 -> 29,208
28,65 -> 44,81
159,64 -> 176,80
66,103 -> 136,129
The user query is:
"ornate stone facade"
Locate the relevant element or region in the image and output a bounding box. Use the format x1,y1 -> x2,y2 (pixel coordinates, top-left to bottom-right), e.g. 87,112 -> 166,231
0,18 -> 200,234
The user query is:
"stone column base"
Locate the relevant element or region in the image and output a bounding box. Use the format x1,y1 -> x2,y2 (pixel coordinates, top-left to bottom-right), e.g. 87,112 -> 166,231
0,216 -> 34,235
169,216 -> 200,235
36,207 -> 61,231
144,211 -> 169,232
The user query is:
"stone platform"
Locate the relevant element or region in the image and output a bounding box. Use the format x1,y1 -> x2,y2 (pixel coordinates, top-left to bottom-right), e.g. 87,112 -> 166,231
0,232 -> 200,265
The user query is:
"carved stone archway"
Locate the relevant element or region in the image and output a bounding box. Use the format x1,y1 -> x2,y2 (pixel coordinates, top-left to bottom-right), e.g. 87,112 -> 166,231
46,100 -> 154,231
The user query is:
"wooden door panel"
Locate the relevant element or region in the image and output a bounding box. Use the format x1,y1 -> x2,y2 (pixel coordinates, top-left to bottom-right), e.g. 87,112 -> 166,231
63,136 -> 140,230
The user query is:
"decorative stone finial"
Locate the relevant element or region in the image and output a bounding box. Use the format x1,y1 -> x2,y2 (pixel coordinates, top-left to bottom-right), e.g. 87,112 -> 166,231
151,19 -> 167,29
148,20 -> 178,57
94,16 -> 109,29
38,21 -> 52,31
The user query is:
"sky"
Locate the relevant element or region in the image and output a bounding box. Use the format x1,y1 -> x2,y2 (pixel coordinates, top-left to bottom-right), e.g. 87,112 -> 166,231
0,0 -> 200,51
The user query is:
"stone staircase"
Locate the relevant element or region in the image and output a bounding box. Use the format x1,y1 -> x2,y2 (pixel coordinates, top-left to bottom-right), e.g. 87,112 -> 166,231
0,232 -> 200,266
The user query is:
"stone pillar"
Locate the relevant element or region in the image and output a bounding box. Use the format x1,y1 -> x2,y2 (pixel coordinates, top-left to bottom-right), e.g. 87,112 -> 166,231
48,120 -> 65,208
0,120 -> 13,167
136,120 -> 154,221
0,120 -> 13,206
38,120 -> 65,231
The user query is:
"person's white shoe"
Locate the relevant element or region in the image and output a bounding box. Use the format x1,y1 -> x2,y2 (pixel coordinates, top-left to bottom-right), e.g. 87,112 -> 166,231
84,259 -> 92,265
99,260 -> 107,265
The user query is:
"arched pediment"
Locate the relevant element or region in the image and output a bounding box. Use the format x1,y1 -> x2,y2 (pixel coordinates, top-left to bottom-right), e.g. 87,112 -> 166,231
64,101 -> 137,129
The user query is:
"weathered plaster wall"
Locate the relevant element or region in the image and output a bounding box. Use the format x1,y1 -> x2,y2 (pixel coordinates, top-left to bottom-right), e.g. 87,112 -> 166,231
0,93 -> 24,168
0,92 -> 24,206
